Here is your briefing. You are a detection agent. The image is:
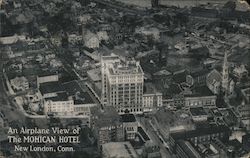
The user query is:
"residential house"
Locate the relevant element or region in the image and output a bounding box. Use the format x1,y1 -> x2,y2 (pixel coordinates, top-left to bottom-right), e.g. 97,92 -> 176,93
10,76 -> 29,92
83,31 -> 99,48
233,64 -> 248,79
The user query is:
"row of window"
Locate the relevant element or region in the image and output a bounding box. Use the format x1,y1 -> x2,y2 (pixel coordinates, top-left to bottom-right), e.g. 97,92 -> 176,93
117,108 -> 142,113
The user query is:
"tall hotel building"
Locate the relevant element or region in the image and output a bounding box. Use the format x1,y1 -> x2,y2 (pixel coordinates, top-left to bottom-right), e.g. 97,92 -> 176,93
101,55 -> 144,114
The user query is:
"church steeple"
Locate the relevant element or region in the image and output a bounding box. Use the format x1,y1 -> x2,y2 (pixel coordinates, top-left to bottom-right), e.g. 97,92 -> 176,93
222,50 -> 229,94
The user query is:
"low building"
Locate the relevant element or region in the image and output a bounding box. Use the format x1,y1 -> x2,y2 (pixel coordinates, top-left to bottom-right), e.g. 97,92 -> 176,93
63,80 -> 97,118
91,106 -> 124,149
43,92 -> 74,116
39,81 -> 64,99
37,72 -> 59,87
0,116 -> 4,128
169,125 -> 231,154
233,64 -> 248,79
241,87 -> 250,104
238,103 -> 250,120
97,31 -> 109,41
26,91 -> 42,103
45,53 -> 55,60
68,34 -> 82,44
176,139 -> 228,158
237,103 -> 250,131
49,59 -> 63,68
98,24 -> 113,32
162,84 -> 184,108
102,142 -> 138,158
83,31 -> 99,48
242,134 -> 250,152
135,27 -> 160,41
143,142 -> 161,158
0,34 -> 26,45
184,95 -> 216,107
143,83 -> 163,112
176,140 -> 202,158
73,100 -> 92,117
220,108 -> 240,128
120,114 -> 138,140
226,139 -> 249,158
39,80 -> 96,117
190,107 -> 208,122
152,69 -> 172,87
10,76 -> 29,91
184,86 -> 216,107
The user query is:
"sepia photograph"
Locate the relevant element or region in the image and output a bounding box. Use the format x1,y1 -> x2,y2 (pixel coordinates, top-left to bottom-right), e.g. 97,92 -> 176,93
0,0 -> 250,157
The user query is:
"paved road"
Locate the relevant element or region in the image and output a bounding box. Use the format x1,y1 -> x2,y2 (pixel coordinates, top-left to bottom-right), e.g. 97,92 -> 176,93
0,62 -> 26,124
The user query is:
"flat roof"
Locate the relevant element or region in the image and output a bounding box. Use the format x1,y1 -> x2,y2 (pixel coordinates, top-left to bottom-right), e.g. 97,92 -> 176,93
39,81 -> 64,95
91,106 -> 121,127
63,81 -> 95,104
38,71 -> 58,77
44,92 -> 69,102
177,140 -> 201,158
102,55 -> 120,61
173,71 -> 188,84
190,107 -> 207,116
109,61 -> 143,75
185,86 -> 214,97
170,125 -> 230,141
120,114 -> 136,123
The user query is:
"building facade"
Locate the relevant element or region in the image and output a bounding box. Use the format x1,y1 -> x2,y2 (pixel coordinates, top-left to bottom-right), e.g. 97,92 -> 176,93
143,93 -> 162,112
169,126 -> 231,154
176,140 -> 202,158
91,107 -> 124,149
101,56 -> 121,105
121,114 -> 138,140
43,93 -> 74,116
101,55 -> 144,114
184,95 -> 216,107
